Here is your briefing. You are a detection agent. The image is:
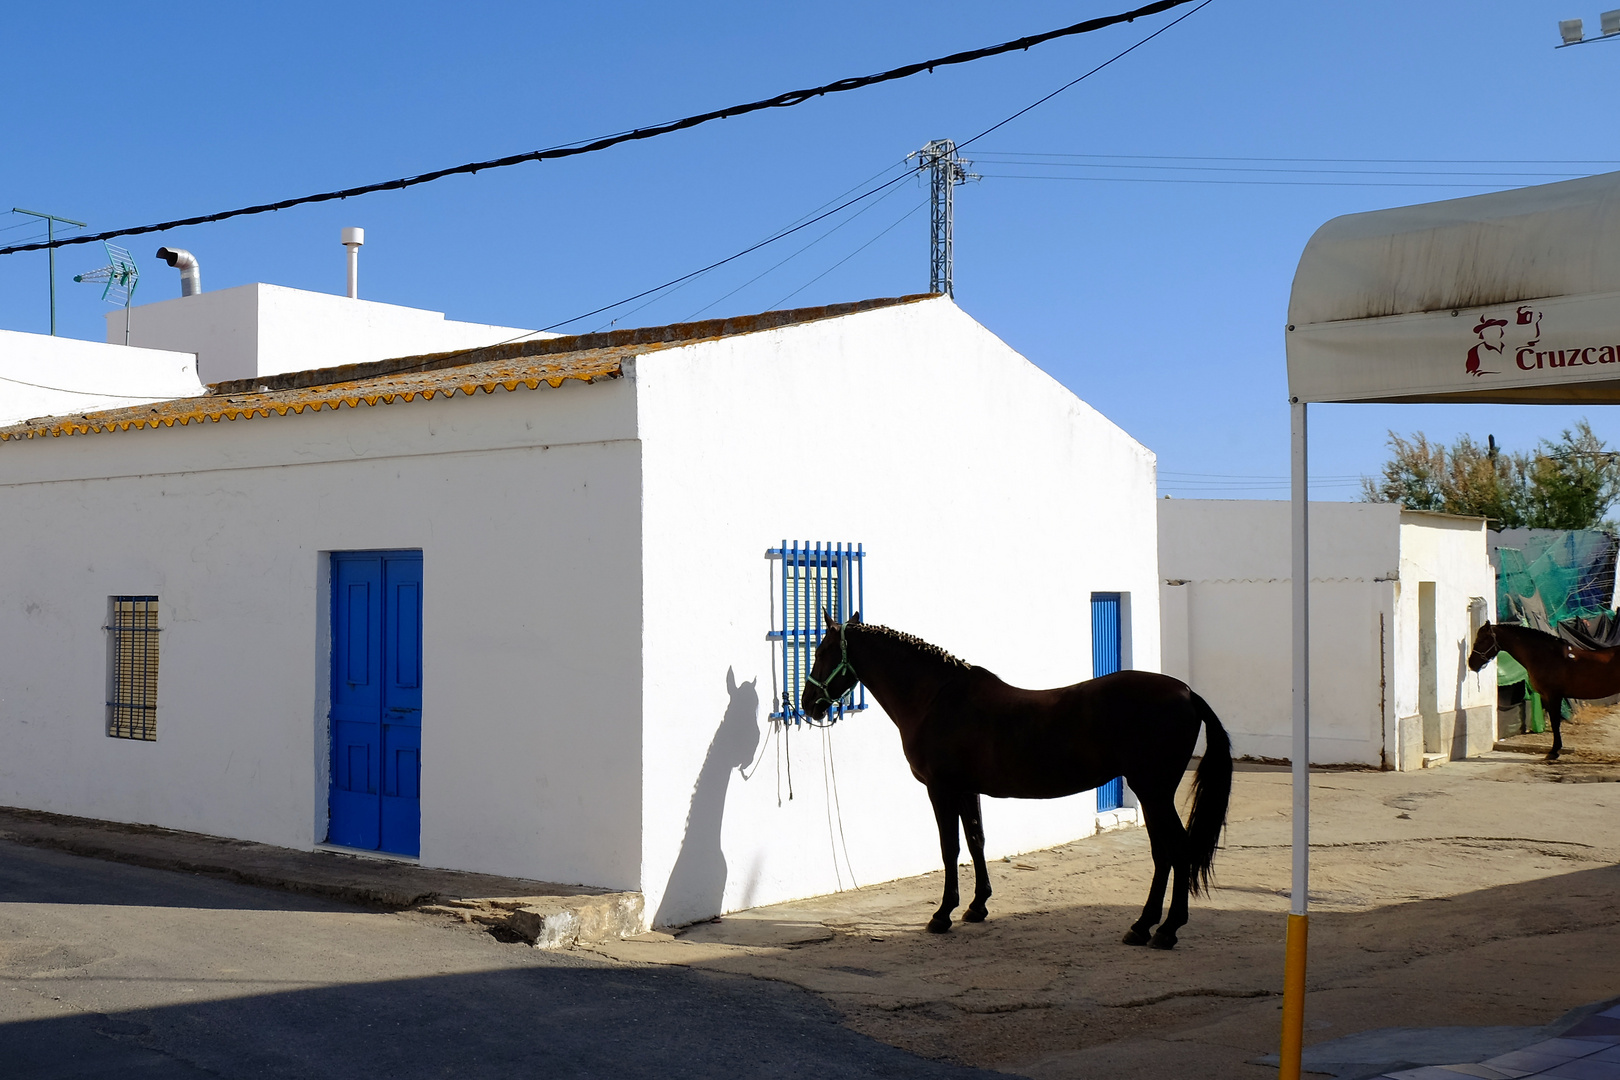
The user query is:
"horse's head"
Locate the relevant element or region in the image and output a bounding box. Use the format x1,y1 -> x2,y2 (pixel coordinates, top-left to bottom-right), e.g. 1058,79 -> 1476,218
803,608 -> 862,721
1468,621 -> 1499,672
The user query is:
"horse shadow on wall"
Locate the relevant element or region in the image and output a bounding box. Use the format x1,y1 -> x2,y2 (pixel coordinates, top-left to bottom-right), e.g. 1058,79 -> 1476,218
653,668 -> 761,928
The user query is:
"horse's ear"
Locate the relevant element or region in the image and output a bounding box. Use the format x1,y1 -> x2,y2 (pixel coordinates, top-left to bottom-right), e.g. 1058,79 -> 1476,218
823,608 -> 837,631
850,610 -> 862,624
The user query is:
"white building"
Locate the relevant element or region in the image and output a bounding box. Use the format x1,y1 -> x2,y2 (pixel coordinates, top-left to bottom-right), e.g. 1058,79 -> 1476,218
0,289 -> 1160,928
111,282 -> 541,385
1159,500 -> 1496,771
0,331 -> 203,427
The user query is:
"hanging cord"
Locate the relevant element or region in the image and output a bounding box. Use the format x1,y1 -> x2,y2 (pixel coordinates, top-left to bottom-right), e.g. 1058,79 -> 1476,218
819,724 -> 845,891
784,721 -> 794,801
738,716 -> 775,781
825,723 -> 860,889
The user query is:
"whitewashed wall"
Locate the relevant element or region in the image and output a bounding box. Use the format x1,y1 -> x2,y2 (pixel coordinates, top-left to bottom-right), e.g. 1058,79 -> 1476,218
0,330 -> 202,426
1159,501 -> 1494,769
1160,501 -> 1401,766
636,297 -> 1161,927
0,380 -> 645,892
111,284 -> 540,384
1391,512 -> 1497,767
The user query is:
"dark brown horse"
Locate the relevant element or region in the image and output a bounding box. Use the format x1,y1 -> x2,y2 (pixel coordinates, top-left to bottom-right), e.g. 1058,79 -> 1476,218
802,613 -> 1232,950
1469,620 -> 1620,760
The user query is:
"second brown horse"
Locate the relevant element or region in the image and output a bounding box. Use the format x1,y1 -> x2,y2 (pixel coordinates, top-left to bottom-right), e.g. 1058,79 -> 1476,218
1469,620 -> 1620,760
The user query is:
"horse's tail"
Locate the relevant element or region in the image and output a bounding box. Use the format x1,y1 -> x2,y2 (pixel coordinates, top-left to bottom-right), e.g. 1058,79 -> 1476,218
1185,690 -> 1232,898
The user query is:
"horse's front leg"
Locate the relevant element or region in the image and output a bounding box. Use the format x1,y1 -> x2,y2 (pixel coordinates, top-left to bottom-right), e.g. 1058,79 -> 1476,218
926,785 -> 961,933
1548,695 -> 1565,761
960,793 -> 992,923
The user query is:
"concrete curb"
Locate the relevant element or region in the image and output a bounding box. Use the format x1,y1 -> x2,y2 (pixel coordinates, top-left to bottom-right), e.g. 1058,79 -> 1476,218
0,806 -> 644,948
417,893 -> 648,949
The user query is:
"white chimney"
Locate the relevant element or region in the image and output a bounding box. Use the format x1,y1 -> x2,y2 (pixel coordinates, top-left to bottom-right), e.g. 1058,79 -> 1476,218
341,227 -> 364,298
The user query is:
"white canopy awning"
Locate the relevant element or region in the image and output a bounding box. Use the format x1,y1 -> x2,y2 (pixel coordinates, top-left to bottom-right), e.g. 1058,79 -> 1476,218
1287,171 -> 1620,404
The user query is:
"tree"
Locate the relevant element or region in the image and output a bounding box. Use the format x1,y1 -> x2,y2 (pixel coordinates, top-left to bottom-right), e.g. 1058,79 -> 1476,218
1361,431 -> 1530,526
1361,421 -> 1620,529
1524,420 -> 1620,529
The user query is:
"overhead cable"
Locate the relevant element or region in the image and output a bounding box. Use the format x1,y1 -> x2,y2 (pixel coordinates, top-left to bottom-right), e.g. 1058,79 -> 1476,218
541,0 -> 1214,331
0,0 -> 1200,258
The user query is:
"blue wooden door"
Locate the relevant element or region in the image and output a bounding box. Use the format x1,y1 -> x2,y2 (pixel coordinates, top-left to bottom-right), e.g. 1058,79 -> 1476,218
329,551 -> 422,856
1091,593 -> 1125,812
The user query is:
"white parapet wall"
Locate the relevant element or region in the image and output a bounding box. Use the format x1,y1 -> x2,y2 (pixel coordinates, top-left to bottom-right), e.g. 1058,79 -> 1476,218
0,330 -> 203,427
108,283 -> 546,384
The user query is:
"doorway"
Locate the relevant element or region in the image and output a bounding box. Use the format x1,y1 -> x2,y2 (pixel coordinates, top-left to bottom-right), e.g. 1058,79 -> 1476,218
328,550 -> 423,856
1418,581 -> 1439,755
1091,592 -> 1125,812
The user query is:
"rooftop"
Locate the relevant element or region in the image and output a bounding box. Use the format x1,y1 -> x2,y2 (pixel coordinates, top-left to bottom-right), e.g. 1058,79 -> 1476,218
0,294 -> 932,443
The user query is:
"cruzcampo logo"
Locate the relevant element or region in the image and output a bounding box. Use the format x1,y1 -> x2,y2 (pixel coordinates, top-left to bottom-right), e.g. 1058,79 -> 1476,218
1466,305 -> 1541,377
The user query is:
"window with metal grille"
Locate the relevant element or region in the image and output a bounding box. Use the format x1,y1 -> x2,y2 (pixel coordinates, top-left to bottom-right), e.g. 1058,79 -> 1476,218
769,541 -> 866,724
107,596 -> 160,740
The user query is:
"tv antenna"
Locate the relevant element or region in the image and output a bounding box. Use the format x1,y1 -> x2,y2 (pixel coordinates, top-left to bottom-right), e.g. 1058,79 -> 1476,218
10,208 -> 87,335
74,243 -> 140,345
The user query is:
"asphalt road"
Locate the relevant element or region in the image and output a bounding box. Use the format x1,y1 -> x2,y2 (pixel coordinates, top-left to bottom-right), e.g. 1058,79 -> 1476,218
0,841 -> 1003,1079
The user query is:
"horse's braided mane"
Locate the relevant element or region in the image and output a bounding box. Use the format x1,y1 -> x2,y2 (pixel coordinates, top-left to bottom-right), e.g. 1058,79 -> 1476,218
850,622 -> 973,670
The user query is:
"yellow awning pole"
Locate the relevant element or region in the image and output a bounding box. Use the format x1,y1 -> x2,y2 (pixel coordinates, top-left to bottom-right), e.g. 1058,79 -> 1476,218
1281,398 -> 1311,1079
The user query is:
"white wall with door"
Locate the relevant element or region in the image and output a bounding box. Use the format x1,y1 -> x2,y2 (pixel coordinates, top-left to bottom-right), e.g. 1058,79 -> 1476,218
1160,501 -> 1492,769
636,297 -> 1161,926
0,378 -> 647,892
0,291 -> 1165,929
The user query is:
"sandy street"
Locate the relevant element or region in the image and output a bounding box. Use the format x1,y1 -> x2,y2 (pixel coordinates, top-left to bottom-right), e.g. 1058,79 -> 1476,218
587,732 -> 1620,1078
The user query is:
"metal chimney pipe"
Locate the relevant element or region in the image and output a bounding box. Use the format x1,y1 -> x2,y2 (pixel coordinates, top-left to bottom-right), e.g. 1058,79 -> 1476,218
341,227 -> 364,298
155,247 -> 201,296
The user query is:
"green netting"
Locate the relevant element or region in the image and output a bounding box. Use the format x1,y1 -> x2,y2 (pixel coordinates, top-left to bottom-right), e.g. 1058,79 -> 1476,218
1495,529 -> 1618,685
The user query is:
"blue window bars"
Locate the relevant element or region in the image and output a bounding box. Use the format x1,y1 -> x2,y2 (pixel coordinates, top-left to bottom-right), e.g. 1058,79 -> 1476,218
769,541 -> 866,724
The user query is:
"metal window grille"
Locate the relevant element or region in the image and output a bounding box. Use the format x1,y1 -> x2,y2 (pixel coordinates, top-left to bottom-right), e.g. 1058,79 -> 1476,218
769,540 -> 866,724
108,596 -> 160,740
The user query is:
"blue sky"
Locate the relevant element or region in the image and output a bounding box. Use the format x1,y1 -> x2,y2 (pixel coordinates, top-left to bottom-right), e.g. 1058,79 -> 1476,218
3,1 -> 1618,497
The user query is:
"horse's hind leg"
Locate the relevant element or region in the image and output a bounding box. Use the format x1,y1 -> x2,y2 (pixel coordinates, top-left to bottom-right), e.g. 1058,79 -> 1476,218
1150,815 -> 1192,951
1548,695 -> 1565,761
960,794 -> 992,923
926,785 -> 962,933
1124,793 -> 1176,946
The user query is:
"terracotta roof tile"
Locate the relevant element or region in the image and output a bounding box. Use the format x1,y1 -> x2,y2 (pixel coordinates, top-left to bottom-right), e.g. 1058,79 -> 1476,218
0,294 -> 933,443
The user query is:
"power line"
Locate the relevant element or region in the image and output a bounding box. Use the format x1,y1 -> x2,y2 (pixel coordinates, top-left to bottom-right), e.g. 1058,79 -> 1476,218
971,158 -> 1590,178
0,0 -> 1202,258
977,152 -> 1620,165
542,0 -> 1215,331
768,199 -> 929,310
978,173 -> 1536,189
954,0 -> 1214,155
538,168 -> 925,332
681,174 -> 915,322
595,159 -> 915,331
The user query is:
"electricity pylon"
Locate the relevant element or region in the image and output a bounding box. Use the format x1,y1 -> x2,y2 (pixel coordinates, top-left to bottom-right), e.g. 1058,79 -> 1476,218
909,140 -> 979,297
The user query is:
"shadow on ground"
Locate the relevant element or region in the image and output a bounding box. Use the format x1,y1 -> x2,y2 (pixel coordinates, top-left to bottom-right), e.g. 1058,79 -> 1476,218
0,964 -> 1010,1080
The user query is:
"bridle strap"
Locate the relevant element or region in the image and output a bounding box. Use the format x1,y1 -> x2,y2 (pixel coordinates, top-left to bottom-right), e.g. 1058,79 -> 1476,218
803,621 -> 859,708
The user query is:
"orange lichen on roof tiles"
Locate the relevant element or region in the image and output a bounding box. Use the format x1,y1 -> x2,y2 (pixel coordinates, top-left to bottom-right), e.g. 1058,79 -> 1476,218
0,292 -> 936,444
0,346 -> 626,442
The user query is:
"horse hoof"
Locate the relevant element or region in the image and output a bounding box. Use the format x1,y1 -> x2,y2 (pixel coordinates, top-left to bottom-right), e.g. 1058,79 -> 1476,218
963,908 -> 987,923
1148,931 -> 1178,950
1546,752 -> 1561,762
927,915 -> 953,934
1122,928 -> 1151,946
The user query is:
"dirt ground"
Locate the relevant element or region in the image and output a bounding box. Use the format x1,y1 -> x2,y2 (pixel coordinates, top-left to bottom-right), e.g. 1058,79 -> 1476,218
584,721 -> 1620,1079
1498,698 -> 1620,761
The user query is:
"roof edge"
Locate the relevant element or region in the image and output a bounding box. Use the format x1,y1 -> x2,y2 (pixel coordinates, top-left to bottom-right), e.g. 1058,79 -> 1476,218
209,293 -> 940,396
